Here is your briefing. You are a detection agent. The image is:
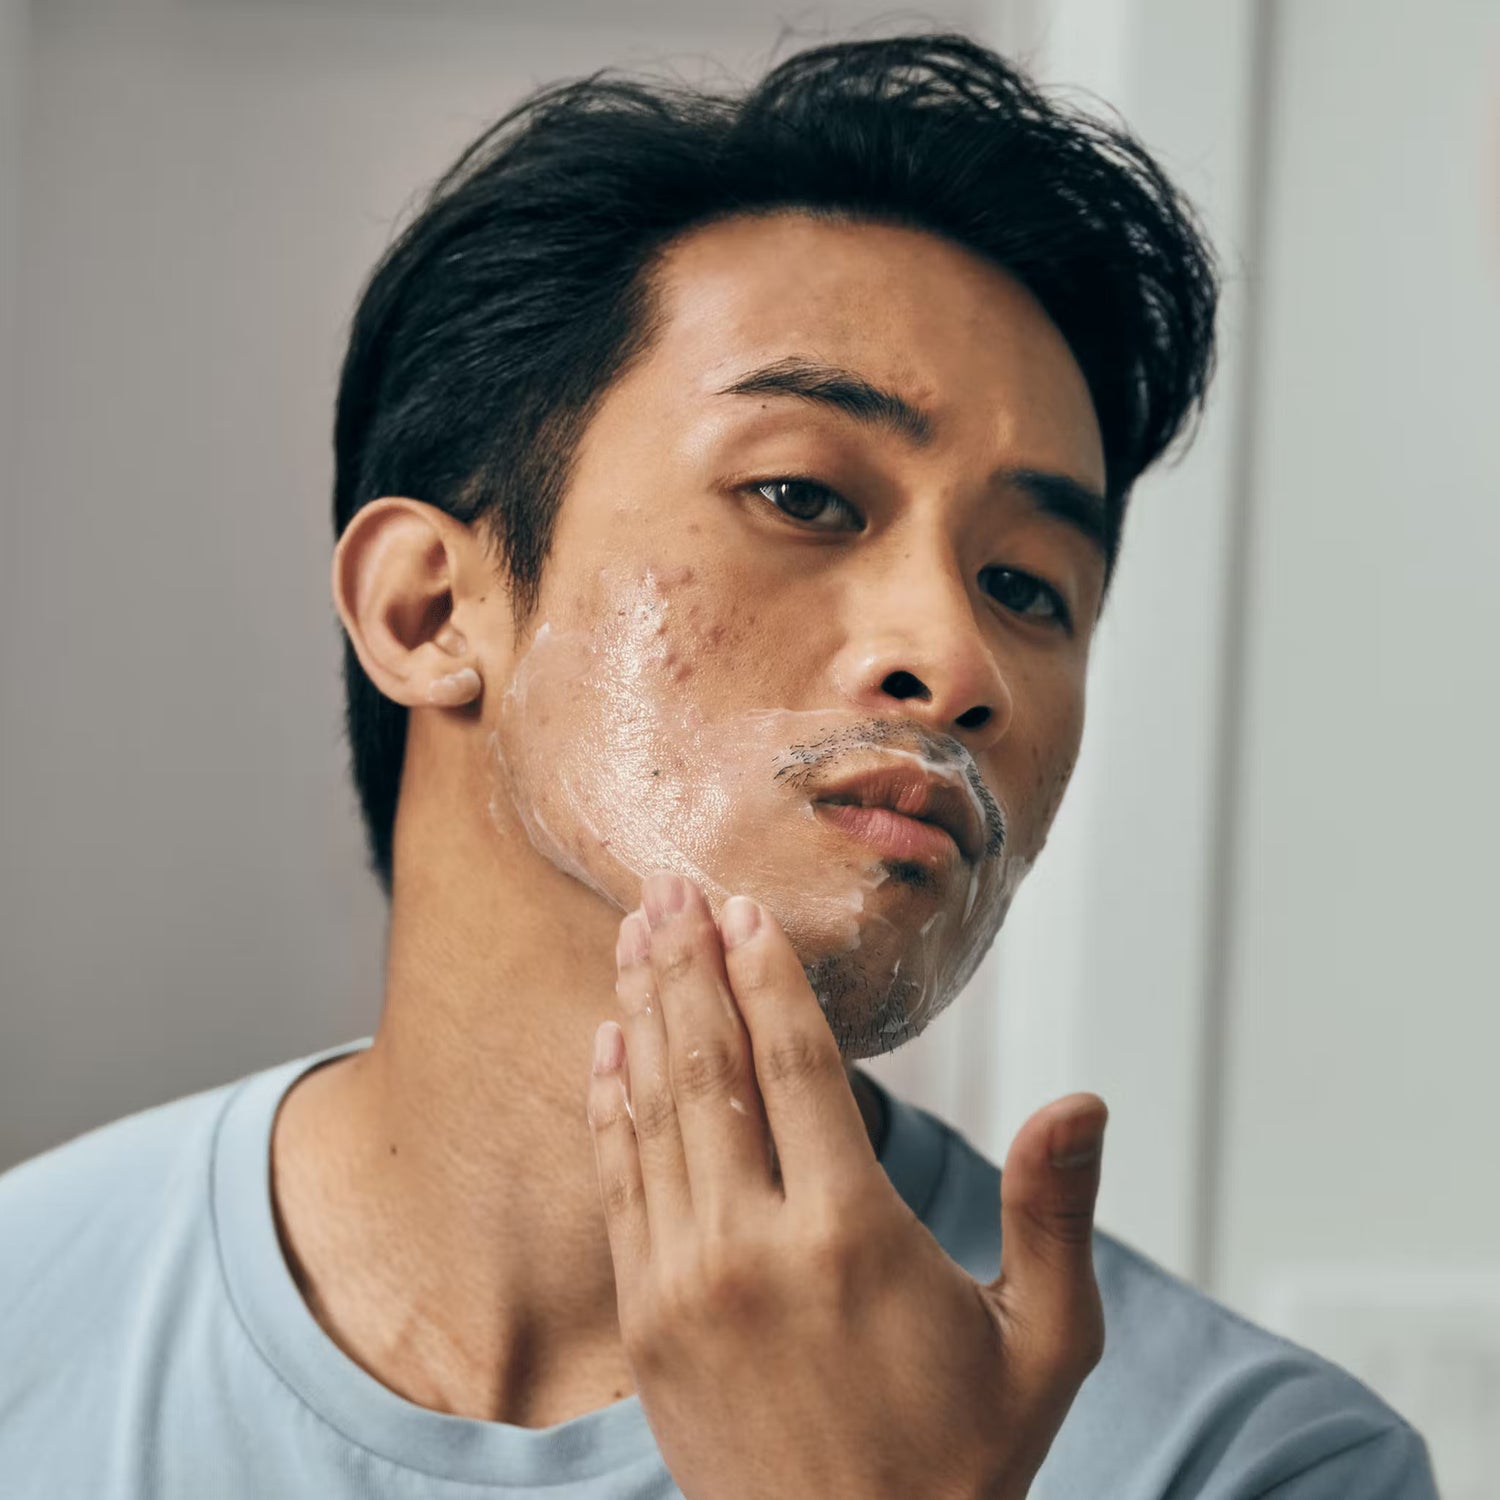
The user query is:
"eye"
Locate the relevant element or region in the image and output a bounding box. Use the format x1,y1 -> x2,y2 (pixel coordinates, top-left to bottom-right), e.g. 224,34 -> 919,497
753,478 -> 863,530
981,567 -> 1073,632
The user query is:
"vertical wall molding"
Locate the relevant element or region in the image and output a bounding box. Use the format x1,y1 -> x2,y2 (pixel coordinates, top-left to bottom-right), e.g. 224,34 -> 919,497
1190,0 -> 1278,1294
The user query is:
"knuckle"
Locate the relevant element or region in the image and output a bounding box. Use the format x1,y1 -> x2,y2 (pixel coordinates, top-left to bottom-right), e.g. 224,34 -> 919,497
651,1262 -> 703,1329
798,1213 -> 860,1283
723,941 -> 775,992
1049,1202 -> 1099,1250
760,1027 -> 839,1094
620,1301 -> 666,1371
647,1246 -> 762,1330
652,930 -> 701,986
597,1169 -> 640,1222
695,1244 -> 762,1316
672,1037 -> 742,1101
586,1073 -> 632,1132
628,1086 -> 679,1142
1022,1197 -> 1097,1251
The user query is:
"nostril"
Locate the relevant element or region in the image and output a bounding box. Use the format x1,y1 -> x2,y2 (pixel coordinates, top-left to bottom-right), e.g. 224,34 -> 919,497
957,704 -> 990,730
882,669 -> 929,701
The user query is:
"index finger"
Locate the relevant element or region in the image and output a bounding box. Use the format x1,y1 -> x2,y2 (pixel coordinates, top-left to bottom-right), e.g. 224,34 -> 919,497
718,895 -> 879,1204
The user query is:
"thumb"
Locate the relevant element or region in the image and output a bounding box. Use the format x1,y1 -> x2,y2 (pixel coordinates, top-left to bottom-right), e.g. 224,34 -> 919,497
990,1092 -> 1108,1377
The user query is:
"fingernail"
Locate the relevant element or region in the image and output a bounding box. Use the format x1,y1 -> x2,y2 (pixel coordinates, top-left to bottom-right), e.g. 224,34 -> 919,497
616,909 -> 650,968
721,895 -> 762,949
643,871 -> 687,928
1050,1112 -> 1107,1170
593,1020 -> 624,1074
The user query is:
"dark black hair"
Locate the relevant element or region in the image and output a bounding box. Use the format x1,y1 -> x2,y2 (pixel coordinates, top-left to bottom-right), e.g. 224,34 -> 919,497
332,32 -> 1220,897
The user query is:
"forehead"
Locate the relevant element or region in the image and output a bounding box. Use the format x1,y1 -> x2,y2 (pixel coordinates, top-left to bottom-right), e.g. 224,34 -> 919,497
640,211 -> 1105,486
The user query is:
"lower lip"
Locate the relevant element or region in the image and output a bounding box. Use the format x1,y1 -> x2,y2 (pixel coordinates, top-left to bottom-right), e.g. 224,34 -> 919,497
814,801 -> 961,866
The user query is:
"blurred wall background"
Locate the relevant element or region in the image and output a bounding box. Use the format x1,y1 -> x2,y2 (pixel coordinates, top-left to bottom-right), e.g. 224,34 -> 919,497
1,1 -> 1496,1493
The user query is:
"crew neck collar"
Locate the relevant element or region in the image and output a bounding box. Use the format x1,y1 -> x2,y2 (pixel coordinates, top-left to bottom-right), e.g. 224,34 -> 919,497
211,1035 -> 949,1484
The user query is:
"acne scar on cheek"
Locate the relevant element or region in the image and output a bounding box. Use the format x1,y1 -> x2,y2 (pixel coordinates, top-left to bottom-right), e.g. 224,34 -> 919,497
485,560 -> 1038,1058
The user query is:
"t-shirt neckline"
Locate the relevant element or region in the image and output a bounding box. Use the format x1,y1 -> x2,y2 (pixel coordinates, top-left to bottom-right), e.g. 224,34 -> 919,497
211,1034 -> 949,1485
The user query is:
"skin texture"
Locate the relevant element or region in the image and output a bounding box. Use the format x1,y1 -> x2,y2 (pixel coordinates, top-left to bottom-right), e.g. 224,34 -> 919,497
275,212 -> 1111,1448
592,872 -> 1107,1499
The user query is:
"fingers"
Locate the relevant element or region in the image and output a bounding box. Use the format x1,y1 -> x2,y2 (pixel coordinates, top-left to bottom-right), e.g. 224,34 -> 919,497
586,1019 -> 650,1291
717,894 -> 878,1204
638,871 -> 778,1231
613,905 -> 695,1238
993,1093 -> 1108,1380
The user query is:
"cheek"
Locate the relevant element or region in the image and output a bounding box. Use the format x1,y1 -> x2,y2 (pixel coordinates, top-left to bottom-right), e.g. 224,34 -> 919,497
1032,749 -> 1078,835
643,569 -> 767,692
1018,701 -> 1084,843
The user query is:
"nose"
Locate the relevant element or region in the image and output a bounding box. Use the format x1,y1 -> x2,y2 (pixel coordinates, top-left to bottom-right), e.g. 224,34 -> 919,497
833,540 -> 1013,755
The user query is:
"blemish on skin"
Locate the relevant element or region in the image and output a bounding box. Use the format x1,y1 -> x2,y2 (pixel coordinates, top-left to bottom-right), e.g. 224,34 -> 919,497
389,1144 -> 397,1156
485,563 -> 1029,1060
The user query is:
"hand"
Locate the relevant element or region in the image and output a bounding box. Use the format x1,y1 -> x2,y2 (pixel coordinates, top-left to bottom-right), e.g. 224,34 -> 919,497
586,869 -> 1108,1500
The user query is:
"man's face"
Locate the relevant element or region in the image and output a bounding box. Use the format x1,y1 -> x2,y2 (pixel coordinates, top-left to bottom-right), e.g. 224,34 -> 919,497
483,212 -> 1108,1059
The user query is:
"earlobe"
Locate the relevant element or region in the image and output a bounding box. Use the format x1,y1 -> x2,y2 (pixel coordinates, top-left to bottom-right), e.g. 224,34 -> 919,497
427,666 -> 483,707
331,497 -> 485,711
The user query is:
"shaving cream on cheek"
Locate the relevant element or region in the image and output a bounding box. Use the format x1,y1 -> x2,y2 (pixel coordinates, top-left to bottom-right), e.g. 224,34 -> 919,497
487,564 -> 1035,1059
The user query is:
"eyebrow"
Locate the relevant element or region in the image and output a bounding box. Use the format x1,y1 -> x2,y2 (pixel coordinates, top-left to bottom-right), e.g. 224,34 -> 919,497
714,356 -> 1111,558
716,356 -> 934,444
998,467 -> 1112,559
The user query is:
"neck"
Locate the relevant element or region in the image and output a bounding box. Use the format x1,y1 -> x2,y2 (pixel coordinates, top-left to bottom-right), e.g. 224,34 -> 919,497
270,766 -> 884,1428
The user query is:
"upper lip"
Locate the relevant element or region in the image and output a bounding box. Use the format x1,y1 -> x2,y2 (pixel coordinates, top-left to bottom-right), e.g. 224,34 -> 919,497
814,762 -> 985,863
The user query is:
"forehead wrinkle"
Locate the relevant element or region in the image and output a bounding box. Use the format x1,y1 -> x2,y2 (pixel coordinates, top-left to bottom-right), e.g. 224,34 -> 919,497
638,227 -> 1104,506
714,355 -> 934,446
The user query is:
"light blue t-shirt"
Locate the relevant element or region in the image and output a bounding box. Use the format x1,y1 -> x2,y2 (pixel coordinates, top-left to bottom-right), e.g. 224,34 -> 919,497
0,1035 -> 1436,1498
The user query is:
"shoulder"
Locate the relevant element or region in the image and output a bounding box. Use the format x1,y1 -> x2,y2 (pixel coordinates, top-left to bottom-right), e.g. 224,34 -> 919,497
1072,1232 -> 1435,1494
910,1113 -> 1436,1496
0,1070 -> 246,1333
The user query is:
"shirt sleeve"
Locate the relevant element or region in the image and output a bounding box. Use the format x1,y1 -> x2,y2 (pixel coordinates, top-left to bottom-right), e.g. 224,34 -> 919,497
1254,1421 -> 1439,1500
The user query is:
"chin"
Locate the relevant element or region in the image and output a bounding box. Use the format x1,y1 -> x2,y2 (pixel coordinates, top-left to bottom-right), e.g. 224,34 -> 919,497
796,945 -> 928,1060
875,857 -> 949,898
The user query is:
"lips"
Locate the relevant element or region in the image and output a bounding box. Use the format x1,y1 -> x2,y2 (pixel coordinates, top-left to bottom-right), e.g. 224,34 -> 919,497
813,762 -> 985,864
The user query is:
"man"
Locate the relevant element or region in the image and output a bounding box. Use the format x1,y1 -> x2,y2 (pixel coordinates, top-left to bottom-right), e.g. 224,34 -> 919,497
0,32 -> 1436,1499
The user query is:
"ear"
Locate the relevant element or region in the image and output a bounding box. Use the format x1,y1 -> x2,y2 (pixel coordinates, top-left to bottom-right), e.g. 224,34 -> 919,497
331,497 -> 490,710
